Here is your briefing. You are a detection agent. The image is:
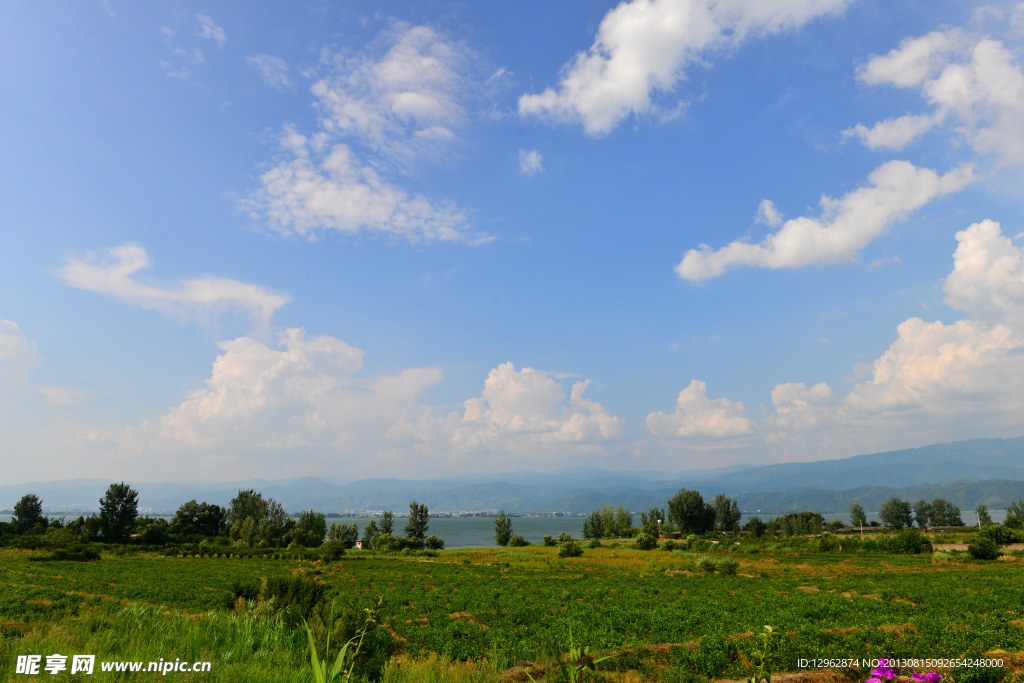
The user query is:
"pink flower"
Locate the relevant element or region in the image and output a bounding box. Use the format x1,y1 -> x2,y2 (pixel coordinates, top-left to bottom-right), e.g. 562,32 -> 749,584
912,672 -> 942,683
870,660 -> 897,680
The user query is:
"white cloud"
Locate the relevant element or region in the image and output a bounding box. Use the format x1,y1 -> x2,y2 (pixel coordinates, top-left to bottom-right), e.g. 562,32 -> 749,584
311,24 -> 475,165
646,379 -> 754,439
389,362 -> 623,467
0,320 -> 41,375
247,54 -> 292,90
755,199 -> 783,227
39,386 -> 85,406
57,244 -> 291,331
518,0 -> 851,136
158,26 -> 204,80
195,14 -> 226,48
242,129 -> 486,244
244,25 -> 490,245
843,112 -> 940,150
762,219 -> 1024,456
850,30 -> 1024,166
518,148 -> 544,176
1014,3 -> 1024,32
675,160 -> 974,282
120,328 -> 443,458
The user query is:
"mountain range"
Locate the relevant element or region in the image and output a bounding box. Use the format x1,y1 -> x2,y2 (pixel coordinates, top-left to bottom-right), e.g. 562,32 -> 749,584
3,435 -> 1023,515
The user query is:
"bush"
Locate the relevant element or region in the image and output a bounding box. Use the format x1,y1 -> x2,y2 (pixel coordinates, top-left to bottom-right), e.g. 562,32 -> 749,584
817,532 -> 840,552
264,574 -> 326,625
979,524 -> 1019,546
697,556 -> 718,574
320,540 -> 346,561
28,544 -> 101,562
587,538 -> 601,549
967,534 -> 999,560
556,532 -> 574,544
557,540 -> 583,558
661,540 -> 677,551
717,558 -> 739,575
509,534 -> 530,547
424,535 -> 445,550
634,533 -> 657,550
542,534 -> 557,547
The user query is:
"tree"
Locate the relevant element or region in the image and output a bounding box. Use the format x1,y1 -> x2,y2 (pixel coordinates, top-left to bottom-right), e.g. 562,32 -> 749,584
494,510 -> 513,547
405,500 -> 429,540
913,499 -> 931,529
380,510 -> 394,535
1005,499 -> 1024,529
171,500 -> 225,538
12,494 -> 45,534
614,504 -> 634,537
928,498 -> 963,527
227,489 -> 287,547
849,501 -> 867,529
99,482 -> 139,542
582,509 -> 603,539
745,515 -> 766,538
640,507 -> 666,537
327,522 -> 359,549
668,488 -> 715,535
362,519 -> 379,549
976,503 -> 992,527
878,497 -> 913,530
712,495 -> 742,532
297,510 -> 327,545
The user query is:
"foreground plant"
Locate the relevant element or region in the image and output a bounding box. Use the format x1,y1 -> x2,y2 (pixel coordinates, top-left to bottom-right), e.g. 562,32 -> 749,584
748,625 -> 775,683
304,597 -> 381,683
866,658 -> 943,683
527,629 -> 617,683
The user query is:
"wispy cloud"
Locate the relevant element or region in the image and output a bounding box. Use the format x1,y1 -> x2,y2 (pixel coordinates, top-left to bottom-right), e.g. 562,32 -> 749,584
195,14 -> 226,48
518,148 -> 544,176
247,54 -> 293,90
57,244 -> 291,332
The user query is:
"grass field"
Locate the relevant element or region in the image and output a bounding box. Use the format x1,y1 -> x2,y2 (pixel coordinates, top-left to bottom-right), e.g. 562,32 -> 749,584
1,541 -> 1023,682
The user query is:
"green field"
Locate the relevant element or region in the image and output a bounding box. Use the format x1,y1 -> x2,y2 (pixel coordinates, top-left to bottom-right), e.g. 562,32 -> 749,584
2,541 -> 1023,682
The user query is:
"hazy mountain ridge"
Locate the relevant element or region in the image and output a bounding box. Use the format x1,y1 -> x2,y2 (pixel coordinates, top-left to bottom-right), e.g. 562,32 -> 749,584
2,436 -> 1022,514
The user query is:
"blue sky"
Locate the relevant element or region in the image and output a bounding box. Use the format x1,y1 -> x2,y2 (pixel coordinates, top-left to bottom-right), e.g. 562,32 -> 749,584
3,0 -> 1024,484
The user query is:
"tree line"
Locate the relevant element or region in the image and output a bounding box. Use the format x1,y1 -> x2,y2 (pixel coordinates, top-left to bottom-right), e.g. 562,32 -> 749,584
1,485 -> 444,551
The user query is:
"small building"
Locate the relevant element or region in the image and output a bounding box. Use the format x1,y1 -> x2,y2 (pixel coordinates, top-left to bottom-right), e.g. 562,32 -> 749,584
355,540 -> 364,550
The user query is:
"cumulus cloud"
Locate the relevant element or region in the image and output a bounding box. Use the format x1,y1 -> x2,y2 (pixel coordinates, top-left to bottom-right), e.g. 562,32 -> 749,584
675,160 -> 974,282
847,30 -> 1024,165
646,379 -> 754,439
242,129 -> 484,244
244,25 -> 490,245
247,54 -> 292,90
195,14 -> 226,48
120,328 -> 443,456
518,0 -> 850,136
312,24 -> 476,165
518,149 -> 544,176
389,362 -> 623,466
763,219 -> 1024,455
57,244 -> 291,331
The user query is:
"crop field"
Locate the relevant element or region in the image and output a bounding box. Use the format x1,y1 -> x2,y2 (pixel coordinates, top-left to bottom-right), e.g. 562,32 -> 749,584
1,543 -> 1023,682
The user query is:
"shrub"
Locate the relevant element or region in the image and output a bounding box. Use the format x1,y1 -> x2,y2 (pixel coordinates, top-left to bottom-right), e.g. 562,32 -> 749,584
817,532 -> 840,552
509,534 -> 530,547
320,540 -> 346,561
717,558 -> 739,575
587,538 -> 602,549
967,534 -> 999,560
265,574 -> 326,625
28,544 -> 101,562
634,533 -> 657,550
557,540 -> 583,558
698,556 -> 718,574
661,540 -> 677,551
542,534 -> 557,547
556,532 -> 574,544
424,535 -> 445,550
979,524 -> 1019,546
686,534 -> 699,545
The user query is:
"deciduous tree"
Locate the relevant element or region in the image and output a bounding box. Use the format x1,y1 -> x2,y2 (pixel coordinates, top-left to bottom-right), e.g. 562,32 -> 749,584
405,500 -> 429,540
12,494 -> 45,534
878,497 -> 913,530
99,482 -> 139,543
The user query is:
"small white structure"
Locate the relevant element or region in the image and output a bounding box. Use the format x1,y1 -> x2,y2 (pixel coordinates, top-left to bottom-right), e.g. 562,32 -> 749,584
355,540 -> 364,550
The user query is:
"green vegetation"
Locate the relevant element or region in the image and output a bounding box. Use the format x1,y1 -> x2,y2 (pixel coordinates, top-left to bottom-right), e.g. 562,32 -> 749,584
4,484 -> 1024,680
494,510 -> 513,547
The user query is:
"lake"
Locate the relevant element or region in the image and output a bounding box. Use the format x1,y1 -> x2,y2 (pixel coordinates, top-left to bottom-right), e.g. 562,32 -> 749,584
0,511 -> 1005,547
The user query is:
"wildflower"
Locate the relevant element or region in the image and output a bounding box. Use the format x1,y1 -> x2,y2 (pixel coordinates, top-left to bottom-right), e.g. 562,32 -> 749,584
912,672 -> 942,683
870,660 -> 897,680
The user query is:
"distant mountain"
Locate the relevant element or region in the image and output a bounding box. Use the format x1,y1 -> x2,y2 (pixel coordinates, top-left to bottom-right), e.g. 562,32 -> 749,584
2,435 -> 1022,515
